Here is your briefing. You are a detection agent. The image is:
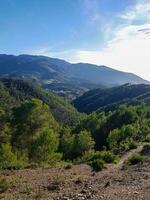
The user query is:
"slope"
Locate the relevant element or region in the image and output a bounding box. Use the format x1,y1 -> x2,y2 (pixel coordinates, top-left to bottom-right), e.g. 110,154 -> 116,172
0,54 -> 149,98
73,84 -> 150,113
0,77 -> 81,124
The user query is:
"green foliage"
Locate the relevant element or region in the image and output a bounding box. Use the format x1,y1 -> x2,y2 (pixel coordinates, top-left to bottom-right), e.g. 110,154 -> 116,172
0,143 -> 17,169
144,135 -> 150,142
1,78 -> 82,125
64,163 -> 72,169
0,143 -> 28,169
107,124 -> 138,151
59,127 -> 75,160
91,159 -> 105,171
0,110 -> 11,144
0,178 -> 10,194
11,98 -> 58,150
0,77 -> 149,170
73,84 -> 150,113
29,129 -> 60,163
127,153 -> 144,165
73,130 -> 95,158
60,129 -> 95,160
89,150 -> 118,164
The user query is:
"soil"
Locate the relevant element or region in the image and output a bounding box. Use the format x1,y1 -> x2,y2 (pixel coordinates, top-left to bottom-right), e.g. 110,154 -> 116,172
0,144 -> 150,200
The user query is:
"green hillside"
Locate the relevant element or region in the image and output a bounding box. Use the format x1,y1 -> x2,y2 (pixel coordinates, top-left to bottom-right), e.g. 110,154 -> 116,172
0,78 -> 81,124
73,84 -> 150,113
0,78 -> 150,171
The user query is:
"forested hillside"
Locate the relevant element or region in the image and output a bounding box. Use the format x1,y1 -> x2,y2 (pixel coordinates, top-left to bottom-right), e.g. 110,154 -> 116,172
0,78 -> 149,171
0,78 -> 81,124
73,84 -> 150,113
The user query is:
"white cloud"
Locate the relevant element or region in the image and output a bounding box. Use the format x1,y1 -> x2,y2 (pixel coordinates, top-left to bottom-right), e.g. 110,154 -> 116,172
31,1 -> 150,81
64,1 -> 150,81
121,2 -> 150,21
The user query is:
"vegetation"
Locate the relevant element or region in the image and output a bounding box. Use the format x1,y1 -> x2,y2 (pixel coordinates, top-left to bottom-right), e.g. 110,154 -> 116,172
127,153 -> 144,165
73,84 -> 150,113
0,178 -> 10,194
0,78 -> 149,170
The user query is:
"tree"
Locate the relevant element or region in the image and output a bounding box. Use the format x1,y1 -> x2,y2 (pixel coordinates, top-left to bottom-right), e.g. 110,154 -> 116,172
11,98 -> 58,150
107,124 -> 138,150
0,107 -> 11,144
29,129 -> 60,163
59,127 -> 75,160
73,130 -> 95,158
0,143 -> 17,169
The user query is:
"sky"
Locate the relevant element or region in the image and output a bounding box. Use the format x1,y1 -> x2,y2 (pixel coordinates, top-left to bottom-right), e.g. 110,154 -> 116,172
0,0 -> 150,80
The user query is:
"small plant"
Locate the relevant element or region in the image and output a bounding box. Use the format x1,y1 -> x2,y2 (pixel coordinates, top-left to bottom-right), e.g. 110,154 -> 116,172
91,159 -> 105,171
33,187 -> 43,199
141,144 -> 150,155
144,135 -> 150,142
20,185 -> 33,195
0,178 -> 10,194
64,163 -> 72,169
128,153 -> 144,165
47,175 -> 65,191
74,176 -> 83,185
128,141 -> 138,149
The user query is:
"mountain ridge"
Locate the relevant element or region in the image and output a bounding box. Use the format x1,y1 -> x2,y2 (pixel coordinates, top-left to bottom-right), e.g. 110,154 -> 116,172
73,83 -> 150,113
0,54 -> 149,98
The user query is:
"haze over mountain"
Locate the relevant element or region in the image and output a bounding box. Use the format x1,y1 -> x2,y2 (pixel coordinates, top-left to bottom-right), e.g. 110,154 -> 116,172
0,54 -> 149,98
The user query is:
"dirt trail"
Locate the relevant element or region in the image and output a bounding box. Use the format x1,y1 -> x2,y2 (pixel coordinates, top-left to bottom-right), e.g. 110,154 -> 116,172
107,142 -> 148,171
117,143 -> 148,168
0,143 -> 149,200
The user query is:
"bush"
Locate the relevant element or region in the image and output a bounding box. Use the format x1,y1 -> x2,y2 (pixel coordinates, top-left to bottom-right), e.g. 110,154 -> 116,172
91,159 -> 105,171
73,130 -> 95,158
64,163 -> 72,169
144,135 -> 150,142
128,153 -> 144,165
0,178 -> 10,194
128,141 -> 138,149
101,151 -> 118,163
0,144 -> 28,170
90,150 -> 118,164
29,129 -> 60,164
0,143 -> 17,169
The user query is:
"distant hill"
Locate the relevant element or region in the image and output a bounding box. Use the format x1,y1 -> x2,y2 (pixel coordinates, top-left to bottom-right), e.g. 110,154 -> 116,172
0,78 -> 81,124
73,84 -> 150,113
0,54 -> 149,98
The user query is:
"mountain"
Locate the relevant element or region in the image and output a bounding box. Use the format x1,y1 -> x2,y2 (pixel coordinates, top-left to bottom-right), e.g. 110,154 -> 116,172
73,84 -> 150,113
0,77 -> 81,124
0,54 -> 149,99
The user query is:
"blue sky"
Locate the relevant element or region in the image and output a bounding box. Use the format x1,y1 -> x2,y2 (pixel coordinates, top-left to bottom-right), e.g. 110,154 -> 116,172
0,0 -> 150,80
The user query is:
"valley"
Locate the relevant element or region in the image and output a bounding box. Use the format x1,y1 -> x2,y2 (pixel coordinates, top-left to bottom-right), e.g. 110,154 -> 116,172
0,55 -> 149,200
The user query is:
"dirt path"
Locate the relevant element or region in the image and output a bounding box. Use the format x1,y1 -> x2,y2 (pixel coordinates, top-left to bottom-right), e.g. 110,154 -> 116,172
0,143 -> 149,200
117,143 -> 148,168
105,142 -> 148,172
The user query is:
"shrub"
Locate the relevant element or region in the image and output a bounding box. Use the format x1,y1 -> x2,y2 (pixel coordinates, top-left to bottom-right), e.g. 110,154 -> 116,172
47,175 -> 65,191
101,151 -> 118,163
64,163 -> 72,169
141,144 -> 150,155
0,178 -> 10,194
29,129 -> 60,164
91,159 -> 105,171
128,141 -> 138,149
128,153 -> 144,165
144,135 -> 150,142
73,130 -> 95,158
90,150 -> 118,164
0,143 -> 17,169
0,144 -> 28,170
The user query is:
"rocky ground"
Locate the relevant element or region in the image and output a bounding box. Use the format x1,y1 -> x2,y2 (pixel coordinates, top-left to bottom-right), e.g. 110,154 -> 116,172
0,144 -> 150,200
